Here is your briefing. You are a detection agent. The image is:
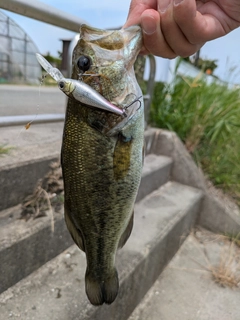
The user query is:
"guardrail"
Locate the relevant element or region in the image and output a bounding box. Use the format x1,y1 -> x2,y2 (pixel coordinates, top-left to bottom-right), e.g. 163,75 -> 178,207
0,0 -> 156,127
0,0 -> 86,32
0,114 -> 65,127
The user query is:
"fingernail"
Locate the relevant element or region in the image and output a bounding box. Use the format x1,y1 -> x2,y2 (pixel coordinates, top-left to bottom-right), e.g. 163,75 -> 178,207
174,0 -> 183,5
142,15 -> 157,35
158,0 -> 171,13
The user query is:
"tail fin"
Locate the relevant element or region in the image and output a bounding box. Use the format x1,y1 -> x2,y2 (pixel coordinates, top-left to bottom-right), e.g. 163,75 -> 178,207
85,268 -> 119,306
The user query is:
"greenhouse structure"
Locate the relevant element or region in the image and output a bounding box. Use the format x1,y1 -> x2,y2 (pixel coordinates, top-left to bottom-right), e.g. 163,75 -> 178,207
0,10 -> 41,83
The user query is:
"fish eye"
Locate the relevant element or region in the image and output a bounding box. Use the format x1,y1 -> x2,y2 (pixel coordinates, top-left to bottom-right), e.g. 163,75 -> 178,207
77,55 -> 91,72
58,81 -> 65,89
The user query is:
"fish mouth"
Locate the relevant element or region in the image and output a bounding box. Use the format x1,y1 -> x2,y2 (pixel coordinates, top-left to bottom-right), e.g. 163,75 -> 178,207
79,24 -> 142,52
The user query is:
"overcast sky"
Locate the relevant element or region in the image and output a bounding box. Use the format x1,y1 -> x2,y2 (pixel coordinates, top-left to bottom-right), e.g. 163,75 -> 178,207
2,0 -> 240,84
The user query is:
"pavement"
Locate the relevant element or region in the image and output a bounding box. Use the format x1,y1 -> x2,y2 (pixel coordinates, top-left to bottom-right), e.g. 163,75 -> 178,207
129,229 -> 240,320
0,85 -> 65,167
0,122 -> 63,167
0,84 -> 66,116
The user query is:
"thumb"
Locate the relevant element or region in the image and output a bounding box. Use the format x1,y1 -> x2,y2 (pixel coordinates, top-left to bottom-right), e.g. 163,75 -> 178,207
123,0 -> 154,28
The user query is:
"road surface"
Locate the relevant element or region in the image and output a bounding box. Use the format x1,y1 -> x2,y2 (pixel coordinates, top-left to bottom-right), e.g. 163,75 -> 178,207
0,85 -> 66,116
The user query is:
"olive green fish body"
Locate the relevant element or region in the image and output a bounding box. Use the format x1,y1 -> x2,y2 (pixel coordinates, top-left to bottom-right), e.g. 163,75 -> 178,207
61,25 -> 144,305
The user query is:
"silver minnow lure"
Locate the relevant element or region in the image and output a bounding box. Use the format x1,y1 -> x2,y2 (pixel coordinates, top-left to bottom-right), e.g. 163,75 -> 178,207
58,79 -> 127,117
35,53 -> 126,117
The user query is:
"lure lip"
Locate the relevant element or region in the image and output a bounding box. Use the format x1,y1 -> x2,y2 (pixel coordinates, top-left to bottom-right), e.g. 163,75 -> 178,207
36,53 -> 64,82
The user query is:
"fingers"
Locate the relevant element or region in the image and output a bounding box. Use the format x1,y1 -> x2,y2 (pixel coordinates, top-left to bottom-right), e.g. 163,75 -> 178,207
124,1 -> 171,56
124,0 -> 222,58
172,0 -> 226,41
158,0 -> 205,57
141,9 -> 177,58
140,7 -> 203,57
123,0 -> 158,28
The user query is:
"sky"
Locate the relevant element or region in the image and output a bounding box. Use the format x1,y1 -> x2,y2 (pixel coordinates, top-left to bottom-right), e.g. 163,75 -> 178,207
2,0 -> 240,84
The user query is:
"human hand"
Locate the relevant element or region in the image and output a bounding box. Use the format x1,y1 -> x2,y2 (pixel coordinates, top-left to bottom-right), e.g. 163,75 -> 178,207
124,0 -> 240,58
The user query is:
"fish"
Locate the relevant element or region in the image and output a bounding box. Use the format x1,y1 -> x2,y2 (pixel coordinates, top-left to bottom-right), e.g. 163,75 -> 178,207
61,24 -> 144,306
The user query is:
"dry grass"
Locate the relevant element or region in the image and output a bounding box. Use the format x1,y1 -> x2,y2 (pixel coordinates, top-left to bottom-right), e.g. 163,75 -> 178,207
193,230 -> 240,288
21,161 -> 64,231
206,241 -> 240,288
21,184 -> 55,232
224,233 -> 240,248
173,229 -> 240,289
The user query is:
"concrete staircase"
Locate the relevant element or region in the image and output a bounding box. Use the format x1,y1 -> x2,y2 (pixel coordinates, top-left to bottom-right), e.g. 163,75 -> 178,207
0,128 -> 239,320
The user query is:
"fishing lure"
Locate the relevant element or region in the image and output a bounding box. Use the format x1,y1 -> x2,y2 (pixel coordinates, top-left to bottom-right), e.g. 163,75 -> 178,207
36,53 -> 127,117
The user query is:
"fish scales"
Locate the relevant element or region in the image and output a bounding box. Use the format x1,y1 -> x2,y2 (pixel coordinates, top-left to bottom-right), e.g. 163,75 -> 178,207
61,25 -> 144,305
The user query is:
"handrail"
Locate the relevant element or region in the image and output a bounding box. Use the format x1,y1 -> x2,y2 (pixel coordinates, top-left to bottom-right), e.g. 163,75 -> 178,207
144,55 -> 156,126
0,114 -> 65,127
0,0 -> 86,32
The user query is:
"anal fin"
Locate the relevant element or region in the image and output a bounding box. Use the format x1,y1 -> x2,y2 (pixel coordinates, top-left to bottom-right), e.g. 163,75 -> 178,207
118,211 -> 134,249
64,203 -> 85,252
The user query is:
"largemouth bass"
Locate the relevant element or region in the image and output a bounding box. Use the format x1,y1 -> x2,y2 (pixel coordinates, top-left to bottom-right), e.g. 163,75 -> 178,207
61,24 -> 144,306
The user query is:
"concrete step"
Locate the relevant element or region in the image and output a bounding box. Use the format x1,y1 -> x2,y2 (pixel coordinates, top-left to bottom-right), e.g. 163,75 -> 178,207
0,122 -> 63,212
129,230 -> 240,320
0,154 -> 172,294
136,154 -> 172,202
0,181 -> 203,320
0,154 -> 60,211
0,205 -> 73,295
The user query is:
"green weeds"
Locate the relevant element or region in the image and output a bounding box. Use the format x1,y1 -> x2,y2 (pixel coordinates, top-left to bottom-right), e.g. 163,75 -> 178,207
0,145 -> 11,155
150,75 -> 240,203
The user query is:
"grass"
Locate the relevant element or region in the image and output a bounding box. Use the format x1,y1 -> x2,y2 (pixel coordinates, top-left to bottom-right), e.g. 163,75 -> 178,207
192,231 -> 240,288
208,240 -> 240,288
172,229 -> 240,289
149,75 -> 240,203
194,230 -> 240,288
0,145 -> 12,155
224,232 -> 240,248
21,161 -> 63,223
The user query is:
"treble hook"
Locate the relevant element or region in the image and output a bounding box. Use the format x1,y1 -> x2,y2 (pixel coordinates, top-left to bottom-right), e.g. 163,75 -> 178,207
123,95 -> 142,115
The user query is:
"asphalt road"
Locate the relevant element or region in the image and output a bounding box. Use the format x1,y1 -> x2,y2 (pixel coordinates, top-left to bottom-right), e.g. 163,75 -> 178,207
0,85 -> 66,116
0,85 -> 65,167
